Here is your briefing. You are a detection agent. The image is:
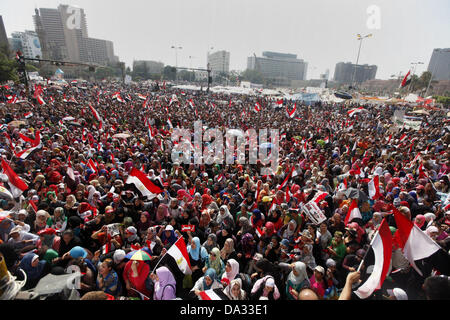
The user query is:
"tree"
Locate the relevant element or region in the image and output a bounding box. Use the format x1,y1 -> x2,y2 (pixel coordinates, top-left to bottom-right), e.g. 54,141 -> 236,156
163,66 -> 177,80
0,44 -> 18,83
240,69 -> 264,84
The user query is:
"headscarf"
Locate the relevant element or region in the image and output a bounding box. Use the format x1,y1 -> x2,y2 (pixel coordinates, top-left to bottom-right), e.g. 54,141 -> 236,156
223,258 -> 239,281
283,219 -> 297,238
203,233 -> 218,253
217,205 -> 233,225
156,203 -> 170,222
208,247 -> 223,276
187,237 -> 208,261
201,194 -> 213,210
154,266 -> 177,300
265,222 -> 275,237
137,211 -> 151,232
424,213 -> 436,228
288,261 -> 309,285
203,268 -> 217,290
18,252 -> 46,280
414,215 -> 426,229
240,233 -> 255,257
177,189 -> 192,202
224,278 -> 245,300
426,225 -> 439,238
239,217 -> 253,234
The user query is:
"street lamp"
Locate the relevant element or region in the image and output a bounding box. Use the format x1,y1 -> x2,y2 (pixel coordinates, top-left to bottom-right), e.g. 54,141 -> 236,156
171,45 -> 182,68
351,33 -> 372,88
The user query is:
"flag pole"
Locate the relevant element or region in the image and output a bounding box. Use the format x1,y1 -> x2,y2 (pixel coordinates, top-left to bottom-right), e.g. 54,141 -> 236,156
150,234 -> 183,274
356,219 -> 385,272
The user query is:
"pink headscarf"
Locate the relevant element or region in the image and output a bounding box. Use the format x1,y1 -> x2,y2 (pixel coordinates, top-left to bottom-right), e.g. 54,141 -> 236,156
156,203 -> 169,222
414,215 -> 426,229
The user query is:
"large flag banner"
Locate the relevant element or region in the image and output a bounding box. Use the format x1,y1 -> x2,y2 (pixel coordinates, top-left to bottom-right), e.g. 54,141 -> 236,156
126,167 -> 163,199
393,208 -> 441,276
344,199 -> 362,225
198,288 -> 229,300
166,236 -> 192,275
354,218 -> 392,299
347,107 -> 364,117
1,158 -> 28,198
400,70 -> 411,88
368,175 -> 381,200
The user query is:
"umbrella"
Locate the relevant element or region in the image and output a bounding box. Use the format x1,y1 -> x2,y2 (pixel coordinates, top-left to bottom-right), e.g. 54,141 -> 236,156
0,186 -> 13,200
113,133 -> 131,139
125,250 -> 137,260
344,187 -> 368,203
130,250 -> 152,261
8,120 -> 26,127
334,91 -> 353,100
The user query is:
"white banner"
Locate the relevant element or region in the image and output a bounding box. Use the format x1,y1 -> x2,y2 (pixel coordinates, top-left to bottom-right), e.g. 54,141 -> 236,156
302,201 -> 327,225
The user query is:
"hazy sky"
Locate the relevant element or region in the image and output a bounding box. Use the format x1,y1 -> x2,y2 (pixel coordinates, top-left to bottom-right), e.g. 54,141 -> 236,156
1,0 -> 449,80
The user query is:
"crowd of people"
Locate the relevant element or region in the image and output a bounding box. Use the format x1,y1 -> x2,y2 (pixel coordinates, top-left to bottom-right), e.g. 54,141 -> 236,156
0,80 -> 449,301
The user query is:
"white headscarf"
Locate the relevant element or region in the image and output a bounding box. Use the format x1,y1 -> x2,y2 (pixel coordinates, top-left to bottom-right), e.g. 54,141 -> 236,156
287,261 -> 309,285
216,205 -> 232,225
224,278 -> 246,300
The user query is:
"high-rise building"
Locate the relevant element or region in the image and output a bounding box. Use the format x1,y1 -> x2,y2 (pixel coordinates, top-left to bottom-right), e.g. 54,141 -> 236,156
333,62 -> 377,84
33,5 -> 116,65
207,50 -> 230,75
427,48 -> 450,81
10,31 -> 42,59
0,16 -> 10,51
247,51 -> 308,86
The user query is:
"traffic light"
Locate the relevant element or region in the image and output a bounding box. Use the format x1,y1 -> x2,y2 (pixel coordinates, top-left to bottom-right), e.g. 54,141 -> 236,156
16,51 -> 28,87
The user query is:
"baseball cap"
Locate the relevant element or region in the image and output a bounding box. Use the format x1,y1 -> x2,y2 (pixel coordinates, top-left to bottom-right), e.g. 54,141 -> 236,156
113,249 -> 126,264
165,225 -> 174,231
386,288 -> 408,300
314,266 -> 325,274
69,246 -> 87,259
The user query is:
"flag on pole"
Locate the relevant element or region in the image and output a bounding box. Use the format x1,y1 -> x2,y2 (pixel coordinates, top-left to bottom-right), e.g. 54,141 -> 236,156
400,70 -> 412,88
1,158 -> 28,198
126,167 -> 163,199
36,95 -> 46,105
347,107 -> 364,117
254,102 -> 261,113
392,208 -> 441,276
344,199 -> 362,225
354,218 -> 393,299
278,166 -> 295,190
198,289 -> 229,300
89,104 -> 102,122
368,175 -> 381,200
166,236 -> 192,275
286,104 -> 297,118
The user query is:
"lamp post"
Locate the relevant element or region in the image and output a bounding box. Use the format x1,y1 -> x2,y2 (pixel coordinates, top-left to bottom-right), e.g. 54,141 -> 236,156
171,45 -> 182,68
351,33 -> 372,89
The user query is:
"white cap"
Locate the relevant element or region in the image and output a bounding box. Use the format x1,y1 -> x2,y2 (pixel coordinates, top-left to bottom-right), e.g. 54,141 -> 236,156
165,225 -> 174,231
113,249 -> 126,264
314,266 -> 325,274
387,288 -> 408,300
265,278 -> 275,288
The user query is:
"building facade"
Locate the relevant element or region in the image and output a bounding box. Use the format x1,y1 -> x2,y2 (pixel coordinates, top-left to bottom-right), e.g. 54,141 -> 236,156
33,5 -> 116,65
207,50 -> 230,75
247,51 -> 308,86
10,31 -> 42,59
0,16 -> 9,51
427,48 -> 450,81
333,62 -> 377,84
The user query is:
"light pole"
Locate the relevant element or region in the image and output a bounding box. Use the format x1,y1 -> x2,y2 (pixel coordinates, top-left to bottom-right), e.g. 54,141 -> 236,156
408,61 -> 424,92
351,33 -> 372,89
171,45 -> 182,68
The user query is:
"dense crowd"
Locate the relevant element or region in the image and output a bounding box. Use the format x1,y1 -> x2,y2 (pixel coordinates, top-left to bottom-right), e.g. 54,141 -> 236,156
0,80 -> 449,300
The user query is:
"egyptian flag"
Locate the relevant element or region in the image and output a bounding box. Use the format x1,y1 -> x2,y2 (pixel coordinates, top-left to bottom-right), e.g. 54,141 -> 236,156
6,95 -> 17,104
188,99 -> 195,109
311,191 -> 329,204
1,158 -> 28,198
344,199 -> 362,225
198,289 -> 229,300
398,133 -> 407,144
400,70 -> 411,88
16,130 -> 42,159
166,236 -> 192,275
66,155 -> 75,182
368,175 -> 381,200
137,93 -> 147,100
89,104 -> 102,122
254,102 -> 261,113
393,208 -> 441,276
87,158 -> 98,174
286,103 -> 297,118
418,162 -> 428,178
167,118 -> 173,130
354,218 -> 392,299
276,99 -> 284,105
278,166 -> 295,190
126,167 -> 163,199
147,119 -> 156,139
36,95 -> 46,105
347,107 -> 364,117
82,128 -> 88,143
28,199 -> 38,213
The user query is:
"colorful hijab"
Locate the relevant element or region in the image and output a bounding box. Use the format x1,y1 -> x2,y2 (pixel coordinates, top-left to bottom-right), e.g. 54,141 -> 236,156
154,266 -> 177,300
187,237 -> 208,261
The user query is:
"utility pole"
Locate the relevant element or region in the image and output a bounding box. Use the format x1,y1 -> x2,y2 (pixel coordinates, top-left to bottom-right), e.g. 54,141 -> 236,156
351,33 -> 372,89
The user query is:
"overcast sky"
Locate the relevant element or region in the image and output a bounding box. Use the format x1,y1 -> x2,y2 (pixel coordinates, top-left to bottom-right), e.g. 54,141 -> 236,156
1,0 -> 449,79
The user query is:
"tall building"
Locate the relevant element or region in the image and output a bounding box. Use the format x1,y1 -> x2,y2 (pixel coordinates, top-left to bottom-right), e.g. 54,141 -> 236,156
33,5 -> 116,65
207,50 -> 230,75
247,51 -> 308,86
333,62 -> 377,84
427,48 -> 450,81
10,31 -> 42,59
0,16 -> 10,51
